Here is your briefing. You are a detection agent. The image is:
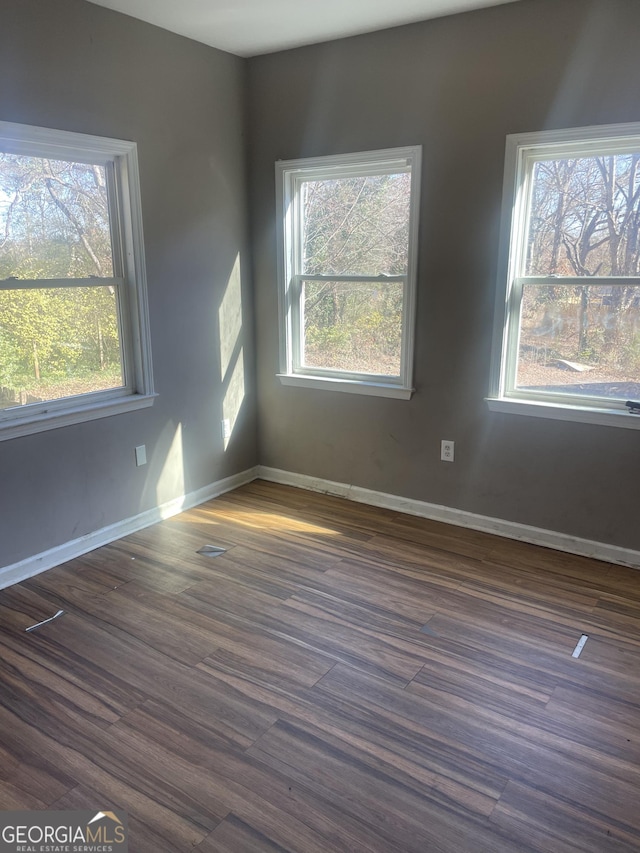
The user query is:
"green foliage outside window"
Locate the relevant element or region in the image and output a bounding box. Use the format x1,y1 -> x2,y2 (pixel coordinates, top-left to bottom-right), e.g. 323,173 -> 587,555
0,153 -> 123,408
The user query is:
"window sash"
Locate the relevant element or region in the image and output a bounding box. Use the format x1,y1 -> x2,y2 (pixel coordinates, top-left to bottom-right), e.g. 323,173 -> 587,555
0,278 -> 133,419
277,147 -> 421,393
491,126 -> 640,414
294,274 -> 406,283
0,121 -> 153,440
292,162 -> 412,185
0,276 -> 124,290
503,276 -> 640,407
515,276 -> 640,287
290,274 -> 408,381
0,383 -> 132,423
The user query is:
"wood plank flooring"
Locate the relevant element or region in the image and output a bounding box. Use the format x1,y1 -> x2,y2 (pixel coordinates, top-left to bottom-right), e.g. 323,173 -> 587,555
1,479 -> 640,851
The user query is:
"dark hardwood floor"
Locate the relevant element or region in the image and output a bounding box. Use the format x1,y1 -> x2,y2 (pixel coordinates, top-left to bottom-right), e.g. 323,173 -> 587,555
1,480 -> 640,851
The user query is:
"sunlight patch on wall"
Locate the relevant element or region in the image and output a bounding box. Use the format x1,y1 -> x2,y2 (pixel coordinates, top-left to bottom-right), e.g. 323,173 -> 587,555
223,347 -> 245,450
219,254 -> 243,380
219,254 -> 246,449
155,421 -> 185,513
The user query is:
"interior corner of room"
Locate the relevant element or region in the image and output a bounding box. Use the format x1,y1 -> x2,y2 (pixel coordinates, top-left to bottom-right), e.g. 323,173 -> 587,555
3,2 -> 640,850
1,0 -> 639,584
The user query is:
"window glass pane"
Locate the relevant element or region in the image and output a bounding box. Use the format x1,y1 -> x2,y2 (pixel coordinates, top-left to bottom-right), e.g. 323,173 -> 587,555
302,279 -> 403,376
516,283 -> 640,399
0,154 -> 113,279
0,285 -> 123,410
301,173 -> 410,276
525,154 -> 640,277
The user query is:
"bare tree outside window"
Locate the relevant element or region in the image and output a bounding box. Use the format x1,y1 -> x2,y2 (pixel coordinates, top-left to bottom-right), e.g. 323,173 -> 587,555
300,172 -> 411,376
277,147 -> 420,396
516,150 -> 640,400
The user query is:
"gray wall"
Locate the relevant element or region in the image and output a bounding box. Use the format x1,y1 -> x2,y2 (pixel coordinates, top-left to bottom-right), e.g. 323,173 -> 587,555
248,0 -> 640,551
2,0 -> 639,572
0,0 -> 257,567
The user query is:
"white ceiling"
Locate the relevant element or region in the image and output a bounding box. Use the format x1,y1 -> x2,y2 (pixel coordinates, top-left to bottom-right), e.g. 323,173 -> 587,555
85,0 -> 521,57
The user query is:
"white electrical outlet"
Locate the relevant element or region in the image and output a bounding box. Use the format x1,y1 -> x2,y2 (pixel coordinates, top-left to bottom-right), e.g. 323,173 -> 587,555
221,418 -> 231,441
441,440 -> 454,462
135,444 -> 147,466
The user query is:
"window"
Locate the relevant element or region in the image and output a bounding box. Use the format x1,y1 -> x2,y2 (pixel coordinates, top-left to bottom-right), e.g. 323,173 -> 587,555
0,120 -> 154,440
276,147 -> 421,398
489,122 -> 640,428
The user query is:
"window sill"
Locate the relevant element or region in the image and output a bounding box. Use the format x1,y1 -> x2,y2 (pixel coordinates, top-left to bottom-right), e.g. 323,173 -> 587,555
486,396 -> 640,429
0,393 -> 157,442
278,374 -> 414,400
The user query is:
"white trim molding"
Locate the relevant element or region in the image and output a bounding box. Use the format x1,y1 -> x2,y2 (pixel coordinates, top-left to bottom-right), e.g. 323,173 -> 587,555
275,146 -> 421,397
0,119 -> 155,441
258,466 -> 640,570
5,462 -> 639,592
489,121 -> 640,427
0,466 -> 258,590
486,396 -> 640,430
277,374 -> 413,399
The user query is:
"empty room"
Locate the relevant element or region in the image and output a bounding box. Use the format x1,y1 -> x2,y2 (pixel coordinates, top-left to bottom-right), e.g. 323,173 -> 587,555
1,0 -> 639,850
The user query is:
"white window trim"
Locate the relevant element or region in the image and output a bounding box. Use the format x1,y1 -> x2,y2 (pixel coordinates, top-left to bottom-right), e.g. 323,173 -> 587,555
275,146 -> 421,399
0,120 -> 155,441
488,121 -> 640,428
276,373 -> 413,400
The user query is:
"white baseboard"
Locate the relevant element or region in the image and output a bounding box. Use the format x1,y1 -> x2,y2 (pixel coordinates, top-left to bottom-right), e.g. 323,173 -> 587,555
257,466 -> 640,570
5,461 -> 638,591
0,466 -> 259,591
